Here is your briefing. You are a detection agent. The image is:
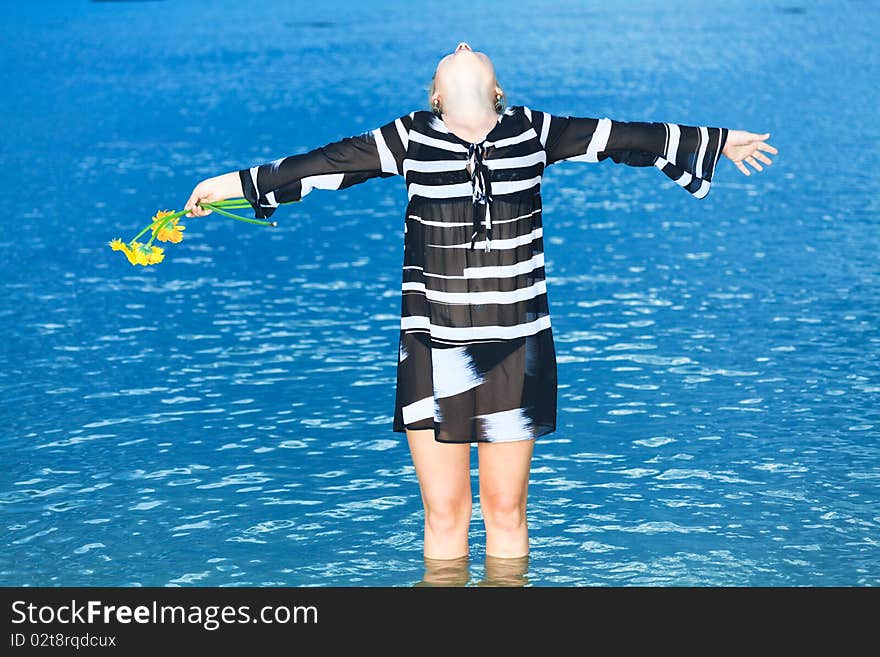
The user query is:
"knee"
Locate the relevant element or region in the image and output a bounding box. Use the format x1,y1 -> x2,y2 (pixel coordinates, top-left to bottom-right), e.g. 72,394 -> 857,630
479,490 -> 527,532
424,494 -> 472,536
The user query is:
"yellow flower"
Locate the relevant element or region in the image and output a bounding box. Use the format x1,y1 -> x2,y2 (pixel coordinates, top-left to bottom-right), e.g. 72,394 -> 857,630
108,237 -> 139,265
150,209 -> 186,243
135,241 -> 165,265
108,238 -> 164,266
151,209 -> 174,223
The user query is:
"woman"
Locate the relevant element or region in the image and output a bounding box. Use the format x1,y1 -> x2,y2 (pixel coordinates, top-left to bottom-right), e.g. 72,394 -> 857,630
184,42 -> 777,563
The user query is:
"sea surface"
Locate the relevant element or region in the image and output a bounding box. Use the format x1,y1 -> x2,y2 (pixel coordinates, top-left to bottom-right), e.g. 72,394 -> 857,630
1,0 -> 878,586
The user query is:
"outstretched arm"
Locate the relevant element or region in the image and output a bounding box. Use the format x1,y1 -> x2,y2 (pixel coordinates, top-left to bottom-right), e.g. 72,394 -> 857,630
184,112 -> 413,218
528,108 -> 776,198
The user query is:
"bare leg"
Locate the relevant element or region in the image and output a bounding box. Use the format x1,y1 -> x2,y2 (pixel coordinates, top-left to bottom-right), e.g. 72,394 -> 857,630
406,428 -> 472,559
477,438 -> 534,558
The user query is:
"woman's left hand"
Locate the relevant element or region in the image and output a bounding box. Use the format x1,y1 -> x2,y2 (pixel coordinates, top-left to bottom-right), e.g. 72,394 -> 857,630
722,130 -> 778,176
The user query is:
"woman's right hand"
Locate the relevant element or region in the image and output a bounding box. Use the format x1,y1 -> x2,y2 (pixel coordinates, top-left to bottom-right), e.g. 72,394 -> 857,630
721,130 -> 777,177
184,172 -> 244,217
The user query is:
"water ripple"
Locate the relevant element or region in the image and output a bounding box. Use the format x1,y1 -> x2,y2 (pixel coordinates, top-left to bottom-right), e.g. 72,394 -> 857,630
1,0 -> 878,586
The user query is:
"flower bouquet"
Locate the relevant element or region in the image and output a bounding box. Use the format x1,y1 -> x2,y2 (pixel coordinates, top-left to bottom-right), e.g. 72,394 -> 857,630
108,198 -> 279,266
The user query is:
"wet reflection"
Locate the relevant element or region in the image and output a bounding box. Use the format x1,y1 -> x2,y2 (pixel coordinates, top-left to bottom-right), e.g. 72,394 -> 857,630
414,554 -> 530,587
414,556 -> 470,587
477,555 -> 530,587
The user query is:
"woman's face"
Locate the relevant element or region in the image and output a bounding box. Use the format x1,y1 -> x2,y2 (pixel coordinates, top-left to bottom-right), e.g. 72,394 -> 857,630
432,42 -> 500,103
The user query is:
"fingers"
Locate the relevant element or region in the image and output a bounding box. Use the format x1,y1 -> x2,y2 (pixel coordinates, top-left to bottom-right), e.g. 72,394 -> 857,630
744,139 -> 777,173
747,131 -> 770,141
735,152 -> 776,175
729,133 -> 777,175
184,200 -> 201,218
745,155 -> 763,172
184,187 -> 201,217
187,200 -> 213,218
753,151 -> 773,166
184,199 -> 209,218
184,184 -> 214,218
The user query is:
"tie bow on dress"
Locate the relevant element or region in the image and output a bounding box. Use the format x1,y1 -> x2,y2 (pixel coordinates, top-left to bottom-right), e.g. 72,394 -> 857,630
466,142 -> 494,252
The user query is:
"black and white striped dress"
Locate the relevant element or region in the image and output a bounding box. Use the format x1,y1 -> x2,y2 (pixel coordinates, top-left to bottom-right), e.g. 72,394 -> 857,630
239,105 -> 728,443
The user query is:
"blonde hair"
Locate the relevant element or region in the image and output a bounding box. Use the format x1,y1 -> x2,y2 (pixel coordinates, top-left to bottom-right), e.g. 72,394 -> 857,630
426,73 -> 507,117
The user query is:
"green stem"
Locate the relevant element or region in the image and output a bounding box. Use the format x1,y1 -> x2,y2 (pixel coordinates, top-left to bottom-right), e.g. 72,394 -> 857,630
213,197 -> 299,208
131,224 -> 153,243
212,198 -> 253,207
200,202 -> 276,226
209,203 -> 252,210
131,209 -> 187,244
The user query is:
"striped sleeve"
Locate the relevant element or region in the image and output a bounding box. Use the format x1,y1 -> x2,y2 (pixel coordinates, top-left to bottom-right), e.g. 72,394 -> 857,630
530,110 -> 728,199
238,112 -> 413,219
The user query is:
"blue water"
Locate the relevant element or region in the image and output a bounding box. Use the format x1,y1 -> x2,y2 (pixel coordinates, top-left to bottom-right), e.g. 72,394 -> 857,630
1,0 -> 878,586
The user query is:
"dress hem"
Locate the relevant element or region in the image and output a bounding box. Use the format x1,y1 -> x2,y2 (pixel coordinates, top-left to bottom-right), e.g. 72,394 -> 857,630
393,423 -> 556,444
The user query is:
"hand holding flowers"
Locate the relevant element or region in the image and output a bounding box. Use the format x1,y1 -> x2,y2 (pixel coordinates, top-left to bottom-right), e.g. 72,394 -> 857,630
108,172 -> 290,266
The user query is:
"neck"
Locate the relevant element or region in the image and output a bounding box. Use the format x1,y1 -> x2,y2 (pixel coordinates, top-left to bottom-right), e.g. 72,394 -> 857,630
441,90 -> 496,125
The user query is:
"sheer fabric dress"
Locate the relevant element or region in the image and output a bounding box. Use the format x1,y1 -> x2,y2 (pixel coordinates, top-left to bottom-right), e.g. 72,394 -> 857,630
239,105 -> 728,443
